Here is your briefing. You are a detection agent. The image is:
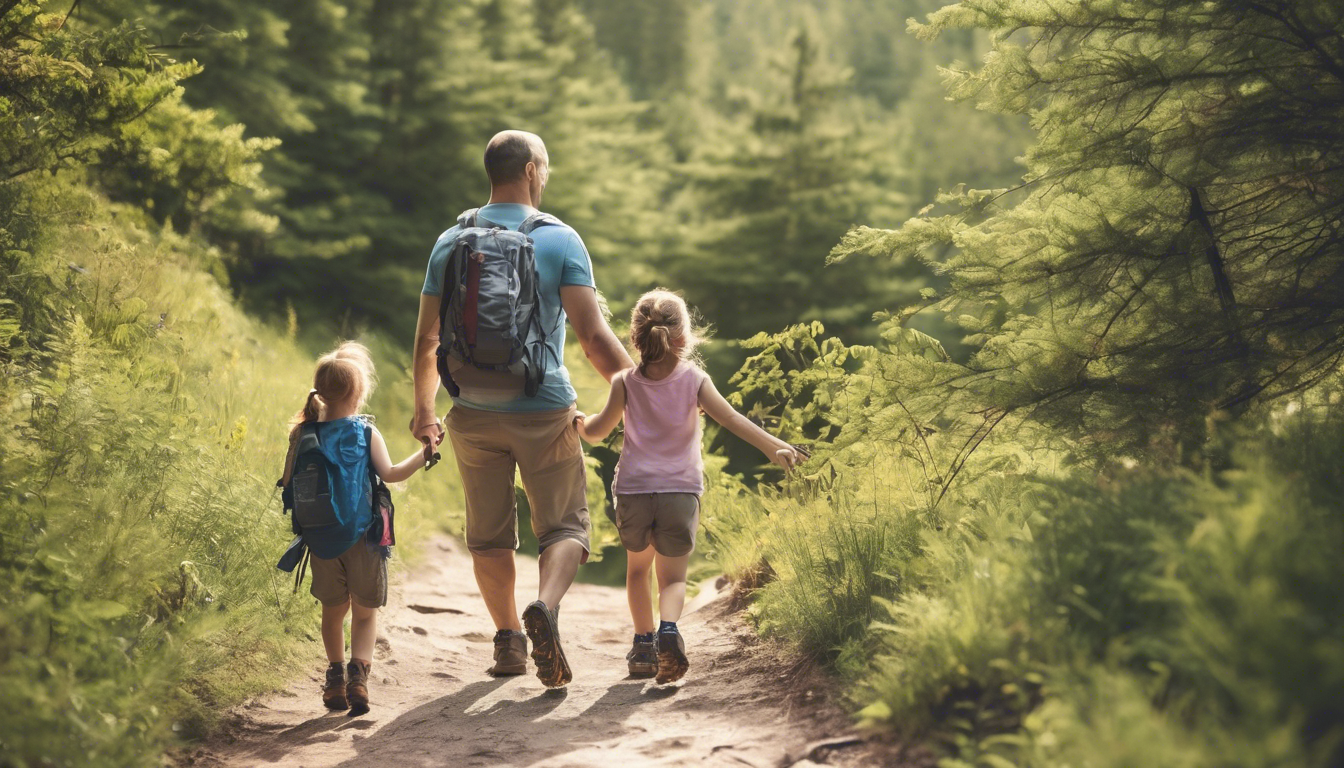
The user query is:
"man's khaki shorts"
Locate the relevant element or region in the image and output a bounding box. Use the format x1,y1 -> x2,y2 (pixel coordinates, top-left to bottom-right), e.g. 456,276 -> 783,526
447,404 -> 590,557
310,540 -> 388,608
614,492 -> 700,557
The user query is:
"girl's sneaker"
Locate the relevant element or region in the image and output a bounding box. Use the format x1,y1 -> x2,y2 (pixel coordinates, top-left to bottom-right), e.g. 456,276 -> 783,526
346,660 -> 371,717
655,628 -> 688,684
322,662 -> 348,710
627,633 -> 657,678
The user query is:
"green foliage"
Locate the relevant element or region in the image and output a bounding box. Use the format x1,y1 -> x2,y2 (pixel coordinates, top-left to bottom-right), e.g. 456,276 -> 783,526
841,0 -> 1344,458
0,6 -> 182,180
0,177 -> 319,767
666,28 -> 910,345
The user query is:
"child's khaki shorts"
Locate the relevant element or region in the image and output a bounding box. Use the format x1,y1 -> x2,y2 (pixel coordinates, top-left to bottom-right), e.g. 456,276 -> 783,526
614,493 -> 700,557
310,540 -> 388,608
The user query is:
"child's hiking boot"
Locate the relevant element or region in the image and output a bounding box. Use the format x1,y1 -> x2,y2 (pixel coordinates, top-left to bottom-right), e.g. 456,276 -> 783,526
322,662 -> 348,710
656,626 -> 688,684
346,660 -> 371,717
487,629 -> 528,677
627,633 -> 658,678
522,601 -> 572,688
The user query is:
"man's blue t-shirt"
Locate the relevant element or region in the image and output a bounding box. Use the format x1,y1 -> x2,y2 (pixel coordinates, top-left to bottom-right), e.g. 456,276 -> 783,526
422,203 -> 595,412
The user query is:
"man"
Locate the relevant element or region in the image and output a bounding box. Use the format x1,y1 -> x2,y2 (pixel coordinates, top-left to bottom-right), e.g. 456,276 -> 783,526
411,130 -> 633,688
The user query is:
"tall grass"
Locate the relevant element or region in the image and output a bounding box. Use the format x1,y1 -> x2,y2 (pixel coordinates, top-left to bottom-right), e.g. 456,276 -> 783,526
708,397 -> 1344,766
0,177 -> 459,767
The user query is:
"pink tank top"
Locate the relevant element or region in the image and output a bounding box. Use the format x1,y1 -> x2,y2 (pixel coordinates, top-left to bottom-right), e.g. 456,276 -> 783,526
612,362 -> 708,495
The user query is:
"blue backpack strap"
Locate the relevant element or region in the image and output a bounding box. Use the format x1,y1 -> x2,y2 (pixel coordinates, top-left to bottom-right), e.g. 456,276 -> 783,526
518,212 -> 562,236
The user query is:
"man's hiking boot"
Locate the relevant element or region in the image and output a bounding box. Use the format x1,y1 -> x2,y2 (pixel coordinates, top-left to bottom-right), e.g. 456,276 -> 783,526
346,660 -> 371,717
522,601 -> 572,688
487,629 -> 528,676
627,634 -> 658,678
656,628 -> 689,684
322,662 -> 348,710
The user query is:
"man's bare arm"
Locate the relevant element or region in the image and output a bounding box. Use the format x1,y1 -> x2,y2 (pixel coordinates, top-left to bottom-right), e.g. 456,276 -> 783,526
561,284 -> 634,382
411,293 -> 444,445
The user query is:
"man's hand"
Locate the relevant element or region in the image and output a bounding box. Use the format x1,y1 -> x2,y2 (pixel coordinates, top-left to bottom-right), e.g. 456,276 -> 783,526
411,416 -> 444,448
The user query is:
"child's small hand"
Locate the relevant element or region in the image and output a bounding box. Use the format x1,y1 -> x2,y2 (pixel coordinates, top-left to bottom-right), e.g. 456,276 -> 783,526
422,443 -> 441,471
772,446 -> 804,472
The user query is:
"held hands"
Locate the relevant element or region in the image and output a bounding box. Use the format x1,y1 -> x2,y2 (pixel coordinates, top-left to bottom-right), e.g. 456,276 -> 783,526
411,415 -> 444,471
770,443 -> 810,472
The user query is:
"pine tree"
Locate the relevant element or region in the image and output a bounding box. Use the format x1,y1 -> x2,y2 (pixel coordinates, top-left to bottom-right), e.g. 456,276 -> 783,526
668,27 -> 909,345
832,0 -> 1344,458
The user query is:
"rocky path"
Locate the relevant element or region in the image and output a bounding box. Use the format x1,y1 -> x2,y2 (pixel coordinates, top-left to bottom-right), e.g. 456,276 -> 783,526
186,536 -> 879,768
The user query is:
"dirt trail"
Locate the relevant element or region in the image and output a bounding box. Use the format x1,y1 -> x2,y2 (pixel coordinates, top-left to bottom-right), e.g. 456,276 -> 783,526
186,536 -> 878,768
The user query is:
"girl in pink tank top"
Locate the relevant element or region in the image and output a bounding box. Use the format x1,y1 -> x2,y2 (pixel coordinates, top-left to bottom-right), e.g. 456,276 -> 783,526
576,289 -> 804,684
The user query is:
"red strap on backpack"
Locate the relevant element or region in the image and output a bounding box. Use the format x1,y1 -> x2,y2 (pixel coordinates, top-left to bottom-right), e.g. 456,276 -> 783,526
463,252 -> 482,346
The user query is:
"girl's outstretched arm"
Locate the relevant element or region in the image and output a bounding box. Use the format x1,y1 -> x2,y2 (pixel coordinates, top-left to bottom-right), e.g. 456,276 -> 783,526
697,377 -> 802,471
370,427 -> 428,483
576,371 -> 627,443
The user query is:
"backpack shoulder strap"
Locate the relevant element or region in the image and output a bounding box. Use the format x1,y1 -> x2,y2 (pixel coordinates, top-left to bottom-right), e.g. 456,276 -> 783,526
279,421 -> 319,488
518,212 -> 562,236
364,423 -> 378,481
457,208 -> 480,229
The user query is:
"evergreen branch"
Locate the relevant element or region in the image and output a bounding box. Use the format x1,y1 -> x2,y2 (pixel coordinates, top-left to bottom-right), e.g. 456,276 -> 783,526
1244,1 -> 1344,85
56,0 -> 80,31
1188,186 -> 1246,344
890,390 -> 938,509
933,410 -> 1008,509
1088,260 -> 1163,362
1220,332 -> 1344,411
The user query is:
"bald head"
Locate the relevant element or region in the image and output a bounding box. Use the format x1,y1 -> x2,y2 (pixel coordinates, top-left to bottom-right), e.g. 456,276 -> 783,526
484,130 -> 547,187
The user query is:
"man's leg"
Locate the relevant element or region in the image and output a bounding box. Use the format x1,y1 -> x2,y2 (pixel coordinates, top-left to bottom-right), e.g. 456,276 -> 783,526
446,407 -> 522,632
537,538 -> 585,610
473,548 -> 522,631
514,406 -> 589,687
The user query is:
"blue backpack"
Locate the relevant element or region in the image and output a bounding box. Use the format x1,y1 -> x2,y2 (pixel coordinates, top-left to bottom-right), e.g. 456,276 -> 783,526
276,422 -> 394,590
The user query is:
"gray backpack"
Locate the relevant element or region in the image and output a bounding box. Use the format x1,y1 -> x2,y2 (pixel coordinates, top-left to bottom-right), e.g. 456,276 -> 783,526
435,208 -> 560,398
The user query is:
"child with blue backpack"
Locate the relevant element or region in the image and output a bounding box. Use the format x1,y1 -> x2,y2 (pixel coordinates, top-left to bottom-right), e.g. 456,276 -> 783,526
280,342 -> 430,716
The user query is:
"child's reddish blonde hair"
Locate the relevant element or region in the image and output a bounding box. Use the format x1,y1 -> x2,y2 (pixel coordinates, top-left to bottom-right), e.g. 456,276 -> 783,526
629,289 -> 705,374
289,341 -> 376,439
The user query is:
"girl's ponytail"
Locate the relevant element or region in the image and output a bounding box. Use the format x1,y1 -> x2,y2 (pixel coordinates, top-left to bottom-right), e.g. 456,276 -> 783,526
643,324 -> 672,369
630,289 -> 706,374
288,389 -> 323,441
286,340 -> 374,442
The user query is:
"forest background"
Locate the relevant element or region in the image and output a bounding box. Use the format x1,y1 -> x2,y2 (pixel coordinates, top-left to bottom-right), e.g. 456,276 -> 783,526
2,1 -> 1342,767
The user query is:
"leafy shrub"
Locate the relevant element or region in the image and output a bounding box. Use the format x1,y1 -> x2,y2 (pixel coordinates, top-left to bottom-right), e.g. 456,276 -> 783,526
858,418 -> 1344,767
0,176 -> 460,766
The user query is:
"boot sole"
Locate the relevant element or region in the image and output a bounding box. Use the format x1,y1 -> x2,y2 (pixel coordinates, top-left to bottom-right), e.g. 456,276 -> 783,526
522,603 -> 572,688
323,693 -> 349,711
655,636 -> 688,684
628,661 -> 657,678
486,662 -> 527,677
347,690 -> 370,717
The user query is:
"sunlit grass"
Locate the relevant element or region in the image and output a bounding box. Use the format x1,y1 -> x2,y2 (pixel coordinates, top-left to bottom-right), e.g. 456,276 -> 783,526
0,179 -> 463,766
